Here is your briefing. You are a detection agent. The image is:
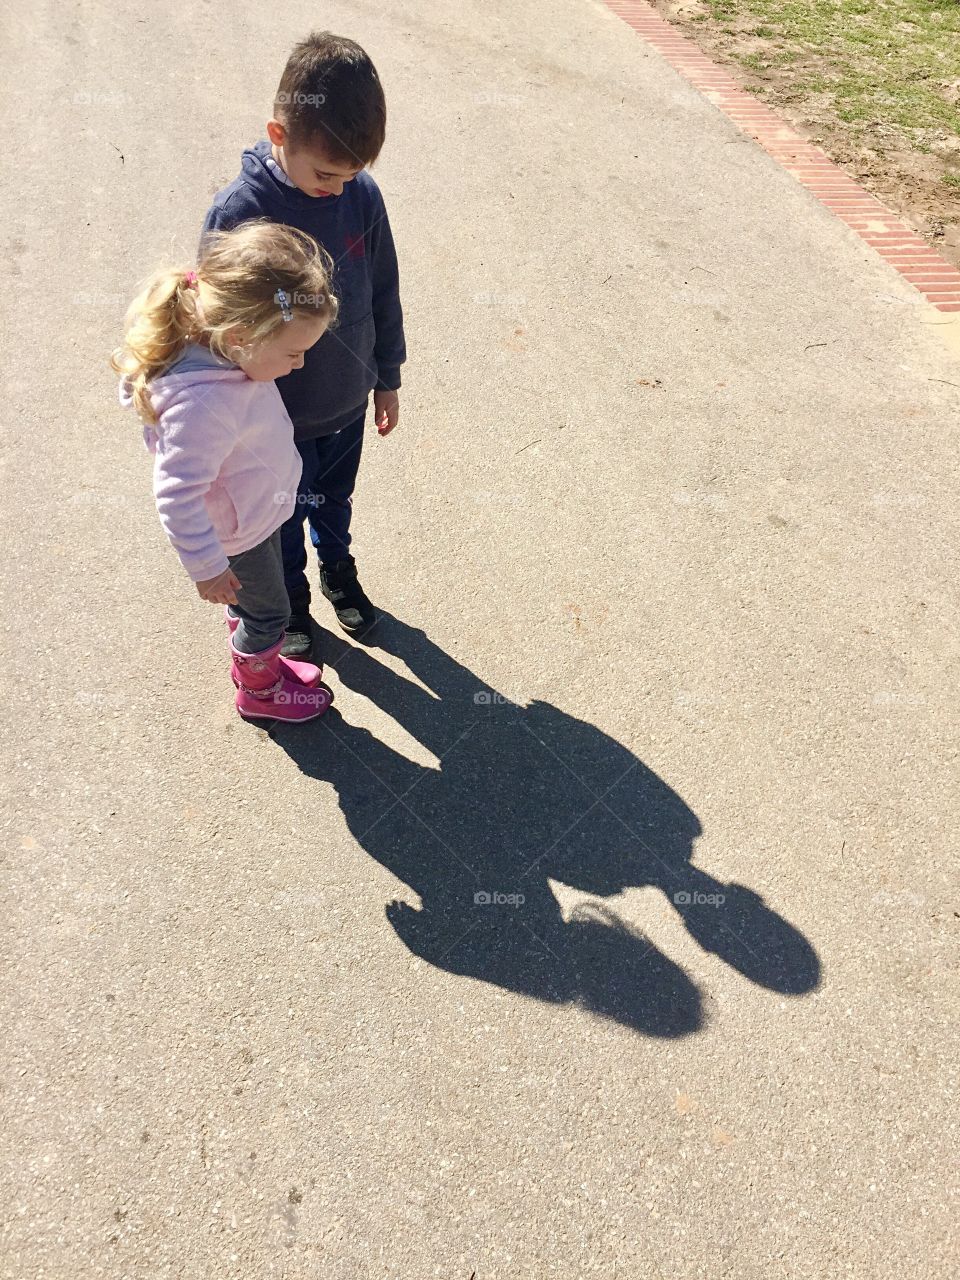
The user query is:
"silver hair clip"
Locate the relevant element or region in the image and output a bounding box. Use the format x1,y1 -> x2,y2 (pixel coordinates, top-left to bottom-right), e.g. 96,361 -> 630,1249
274,289 -> 293,323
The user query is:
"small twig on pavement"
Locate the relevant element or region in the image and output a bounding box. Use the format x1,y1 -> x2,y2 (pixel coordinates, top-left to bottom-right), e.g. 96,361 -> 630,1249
108,141 -> 124,164
804,341 -> 829,351
515,438 -> 541,454
929,377 -> 960,388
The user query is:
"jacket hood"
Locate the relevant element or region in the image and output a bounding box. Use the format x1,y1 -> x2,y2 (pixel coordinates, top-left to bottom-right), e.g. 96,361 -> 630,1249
238,140 -> 339,211
148,365 -> 247,414
119,363 -> 249,453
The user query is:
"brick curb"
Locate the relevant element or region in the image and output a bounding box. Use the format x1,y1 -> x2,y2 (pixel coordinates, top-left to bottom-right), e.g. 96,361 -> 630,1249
602,0 -> 960,312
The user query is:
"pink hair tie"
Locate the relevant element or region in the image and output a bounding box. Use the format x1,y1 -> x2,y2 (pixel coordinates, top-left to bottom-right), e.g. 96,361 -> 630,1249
184,271 -> 198,288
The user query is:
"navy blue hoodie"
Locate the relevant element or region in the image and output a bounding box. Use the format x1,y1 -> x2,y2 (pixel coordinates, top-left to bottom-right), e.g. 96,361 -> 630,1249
200,140 -> 405,440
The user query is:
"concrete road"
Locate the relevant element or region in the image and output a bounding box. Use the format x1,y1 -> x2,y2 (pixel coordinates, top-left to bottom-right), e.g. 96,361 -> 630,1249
2,0 -> 958,1276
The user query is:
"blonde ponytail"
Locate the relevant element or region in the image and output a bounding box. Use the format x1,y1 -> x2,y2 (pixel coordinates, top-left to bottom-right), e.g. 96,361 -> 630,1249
112,221 -> 338,426
110,270 -> 201,424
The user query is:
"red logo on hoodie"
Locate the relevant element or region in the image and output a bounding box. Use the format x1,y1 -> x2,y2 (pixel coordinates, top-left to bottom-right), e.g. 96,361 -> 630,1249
344,233 -> 365,262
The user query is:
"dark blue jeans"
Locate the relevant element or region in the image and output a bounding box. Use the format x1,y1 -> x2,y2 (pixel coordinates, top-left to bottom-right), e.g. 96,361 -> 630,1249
280,412 -> 365,605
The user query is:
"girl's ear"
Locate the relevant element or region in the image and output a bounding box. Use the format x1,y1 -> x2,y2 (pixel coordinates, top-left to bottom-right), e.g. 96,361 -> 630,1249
222,326 -> 252,364
266,118 -> 287,148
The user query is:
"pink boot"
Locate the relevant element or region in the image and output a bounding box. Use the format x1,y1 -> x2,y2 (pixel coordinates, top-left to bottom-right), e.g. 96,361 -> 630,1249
231,638 -> 332,723
225,610 -> 323,687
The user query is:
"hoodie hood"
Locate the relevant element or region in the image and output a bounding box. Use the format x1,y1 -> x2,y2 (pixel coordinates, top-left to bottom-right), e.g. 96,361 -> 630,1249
238,140 -> 338,212
119,344 -> 246,453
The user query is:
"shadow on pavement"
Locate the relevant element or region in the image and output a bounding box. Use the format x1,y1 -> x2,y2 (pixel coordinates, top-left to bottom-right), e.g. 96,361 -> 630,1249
272,615 -> 821,1037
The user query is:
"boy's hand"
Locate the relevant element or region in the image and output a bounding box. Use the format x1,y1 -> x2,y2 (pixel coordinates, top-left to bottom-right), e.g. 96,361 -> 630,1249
196,568 -> 242,605
374,389 -> 400,436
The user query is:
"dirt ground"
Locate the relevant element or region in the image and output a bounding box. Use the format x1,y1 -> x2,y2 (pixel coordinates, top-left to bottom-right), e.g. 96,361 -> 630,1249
649,0 -> 960,269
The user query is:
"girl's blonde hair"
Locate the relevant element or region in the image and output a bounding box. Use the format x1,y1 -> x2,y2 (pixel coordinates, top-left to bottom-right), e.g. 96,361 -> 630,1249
111,220 -> 338,423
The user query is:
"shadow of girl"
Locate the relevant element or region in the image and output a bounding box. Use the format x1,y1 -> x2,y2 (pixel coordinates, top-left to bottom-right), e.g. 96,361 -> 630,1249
273,617 -> 819,1036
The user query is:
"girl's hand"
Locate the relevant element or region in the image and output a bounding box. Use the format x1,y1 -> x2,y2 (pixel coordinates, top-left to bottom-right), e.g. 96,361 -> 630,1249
373,389 -> 400,436
196,568 -> 242,605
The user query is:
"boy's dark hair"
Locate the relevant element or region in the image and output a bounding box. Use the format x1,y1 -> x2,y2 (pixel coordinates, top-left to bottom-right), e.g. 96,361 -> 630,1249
274,31 -> 386,167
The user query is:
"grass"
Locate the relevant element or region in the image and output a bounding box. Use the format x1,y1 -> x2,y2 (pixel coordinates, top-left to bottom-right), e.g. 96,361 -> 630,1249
698,0 -> 960,139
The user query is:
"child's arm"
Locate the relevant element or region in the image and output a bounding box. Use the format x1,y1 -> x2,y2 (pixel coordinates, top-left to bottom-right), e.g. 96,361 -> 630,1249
368,192 -> 406,434
153,396 -> 237,589
194,567 -> 242,606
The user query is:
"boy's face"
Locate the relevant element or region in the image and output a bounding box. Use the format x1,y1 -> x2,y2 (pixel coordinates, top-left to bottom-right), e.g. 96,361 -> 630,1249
266,119 -> 363,197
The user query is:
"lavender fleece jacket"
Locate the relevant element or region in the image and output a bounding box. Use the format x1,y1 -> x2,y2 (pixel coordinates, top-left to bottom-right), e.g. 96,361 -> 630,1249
122,345 -> 302,582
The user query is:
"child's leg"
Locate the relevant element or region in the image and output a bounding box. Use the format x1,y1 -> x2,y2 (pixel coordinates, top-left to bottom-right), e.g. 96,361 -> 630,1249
228,531 -> 290,653
226,530 -> 332,724
279,438 -> 319,610
305,415 -> 365,567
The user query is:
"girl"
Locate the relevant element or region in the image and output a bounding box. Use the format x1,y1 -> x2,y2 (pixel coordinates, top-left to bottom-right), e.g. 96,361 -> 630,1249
113,221 -> 339,722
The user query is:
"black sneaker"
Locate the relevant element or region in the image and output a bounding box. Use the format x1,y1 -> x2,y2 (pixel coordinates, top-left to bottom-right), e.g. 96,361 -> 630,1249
281,613 -> 313,658
282,589 -> 314,658
319,556 -> 377,633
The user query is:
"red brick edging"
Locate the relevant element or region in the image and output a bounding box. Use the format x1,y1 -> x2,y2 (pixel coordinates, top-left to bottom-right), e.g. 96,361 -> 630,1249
602,0 -> 960,311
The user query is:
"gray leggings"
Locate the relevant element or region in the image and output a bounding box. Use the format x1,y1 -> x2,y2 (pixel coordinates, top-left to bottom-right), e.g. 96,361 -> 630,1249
227,529 -> 290,654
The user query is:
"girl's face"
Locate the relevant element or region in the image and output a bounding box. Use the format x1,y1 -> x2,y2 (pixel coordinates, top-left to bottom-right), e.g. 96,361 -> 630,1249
233,314 -> 329,381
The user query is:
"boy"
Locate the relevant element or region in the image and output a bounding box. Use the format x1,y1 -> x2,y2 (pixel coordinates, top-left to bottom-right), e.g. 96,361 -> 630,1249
201,31 -> 405,655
